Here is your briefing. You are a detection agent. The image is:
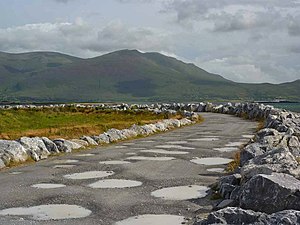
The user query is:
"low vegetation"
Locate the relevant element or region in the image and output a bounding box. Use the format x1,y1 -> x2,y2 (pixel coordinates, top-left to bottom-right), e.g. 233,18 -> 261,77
226,151 -> 241,172
0,107 -> 181,140
256,118 -> 265,132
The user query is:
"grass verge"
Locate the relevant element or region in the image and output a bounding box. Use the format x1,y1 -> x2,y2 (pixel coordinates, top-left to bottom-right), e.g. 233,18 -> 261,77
0,107 -> 181,140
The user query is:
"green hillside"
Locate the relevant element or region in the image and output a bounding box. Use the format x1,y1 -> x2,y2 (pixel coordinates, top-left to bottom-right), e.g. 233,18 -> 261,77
0,49 -> 299,103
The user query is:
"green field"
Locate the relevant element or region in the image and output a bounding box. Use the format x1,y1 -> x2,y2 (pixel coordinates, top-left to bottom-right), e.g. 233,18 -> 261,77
0,107 -> 176,140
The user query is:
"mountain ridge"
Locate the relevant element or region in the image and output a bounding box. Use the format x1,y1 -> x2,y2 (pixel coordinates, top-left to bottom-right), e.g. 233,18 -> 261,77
0,49 -> 299,103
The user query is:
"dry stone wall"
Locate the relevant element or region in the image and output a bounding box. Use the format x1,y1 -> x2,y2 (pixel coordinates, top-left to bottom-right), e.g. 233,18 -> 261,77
177,102 -> 300,225
0,104 -> 197,168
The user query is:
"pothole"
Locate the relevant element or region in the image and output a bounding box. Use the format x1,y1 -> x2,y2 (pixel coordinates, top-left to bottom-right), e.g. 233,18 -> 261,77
151,185 -> 209,200
207,168 -> 225,173
190,157 -> 232,165
126,156 -> 176,161
31,183 -> 66,189
64,171 -> 114,180
115,214 -> 187,225
0,204 -> 92,220
99,160 -> 131,165
88,179 -> 142,189
76,153 -> 95,157
53,165 -> 76,169
166,141 -> 188,144
155,145 -> 194,150
213,147 -> 238,152
140,149 -> 188,155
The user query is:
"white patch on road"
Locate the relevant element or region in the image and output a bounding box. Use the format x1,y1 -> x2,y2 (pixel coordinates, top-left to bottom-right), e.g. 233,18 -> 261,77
0,204 -> 91,220
76,153 -> 95,157
31,183 -> 66,189
191,157 -> 232,165
88,179 -> 142,189
225,142 -> 245,147
242,135 -> 254,138
141,140 -> 155,143
55,159 -> 79,164
53,165 -> 76,168
9,172 -> 23,175
99,160 -> 131,165
122,143 -> 135,146
127,156 -> 176,161
114,146 -> 127,149
166,141 -> 187,144
188,137 -> 219,141
115,214 -> 187,225
64,171 -> 114,180
213,147 -> 238,152
140,149 -> 188,155
151,185 -> 209,200
207,168 -> 225,173
155,145 -> 194,150
125,152 -> 138,156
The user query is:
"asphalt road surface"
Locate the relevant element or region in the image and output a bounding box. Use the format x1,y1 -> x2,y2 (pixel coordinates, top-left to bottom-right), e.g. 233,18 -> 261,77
0,113 -> 257,225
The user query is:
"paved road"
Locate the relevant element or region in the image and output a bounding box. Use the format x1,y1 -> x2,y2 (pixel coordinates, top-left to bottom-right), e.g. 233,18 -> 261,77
0,113 -> 257,225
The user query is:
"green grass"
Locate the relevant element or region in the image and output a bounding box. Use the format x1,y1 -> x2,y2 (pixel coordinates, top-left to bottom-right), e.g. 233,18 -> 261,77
0,107 -> 177,140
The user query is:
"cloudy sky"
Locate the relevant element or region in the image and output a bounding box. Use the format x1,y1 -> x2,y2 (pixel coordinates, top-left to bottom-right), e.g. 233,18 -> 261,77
0,0 -> 300,84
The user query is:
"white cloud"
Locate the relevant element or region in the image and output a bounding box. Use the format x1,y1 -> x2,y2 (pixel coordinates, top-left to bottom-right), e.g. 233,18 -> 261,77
0,20 -> 171,58
0,0 -> 300,84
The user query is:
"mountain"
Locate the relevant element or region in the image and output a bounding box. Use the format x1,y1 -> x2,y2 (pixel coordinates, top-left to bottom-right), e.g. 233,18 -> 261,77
0,49 -> 299,103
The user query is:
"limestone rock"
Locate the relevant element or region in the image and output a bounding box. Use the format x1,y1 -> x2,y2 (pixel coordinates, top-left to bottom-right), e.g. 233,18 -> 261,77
0,140 -> 28,165
80,136 -> 98,145
288,136 -> 300,157
196,103 -> 206,112
71,139 -> 89,147
219,174 -> 242,186
267,210 -> 300,225
0,159 -> 5,169
53,139 -> 83,153
241,148 -> 300,180
120,129 -> 138,139
163,119 -> 181,128
41,137 -> 59,153
179,118 -> 193,126
154,122 -> 168,131
139,124 -> 157,135
214,200 -> 235,210
240,173 -> 300,213
240,143 -> 266,166
130,124 -> 154,136
197,207 -> 264,225
97,134 -> 110,144
218,174 -> 242,199
106,128 -> 126,142
197,207 -> 300,225
18,137 -> 50,161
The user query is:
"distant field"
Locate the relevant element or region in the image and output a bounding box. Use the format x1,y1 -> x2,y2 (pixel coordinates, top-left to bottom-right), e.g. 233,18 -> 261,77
0,107 -> 177,140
